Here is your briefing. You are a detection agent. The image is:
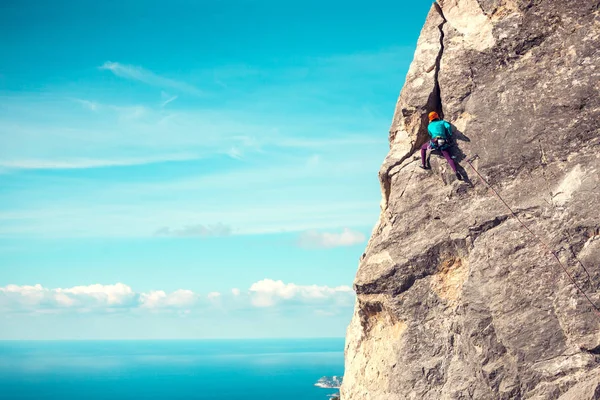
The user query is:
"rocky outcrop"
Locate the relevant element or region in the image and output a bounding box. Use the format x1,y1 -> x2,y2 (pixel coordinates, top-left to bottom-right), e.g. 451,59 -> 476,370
341,1 -> 600,399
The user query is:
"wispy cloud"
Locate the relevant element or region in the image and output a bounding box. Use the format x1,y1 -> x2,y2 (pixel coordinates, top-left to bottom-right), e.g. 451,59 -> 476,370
160,91 -> 178,107
0,92 -> 385,176
0,196 -> 378,239
100,61 -> 203,95
0,153 -> 200,170
72,99 -> 148,120
226,147 -> 243,159
0,48 -> 397,239
74,98 -> 100,111
298,228 -> 366,248
154,223 -> 232,238
306,154 -> 321,168
0,280 -> 354,313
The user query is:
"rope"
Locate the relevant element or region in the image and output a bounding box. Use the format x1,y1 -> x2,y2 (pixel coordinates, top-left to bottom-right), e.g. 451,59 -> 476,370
465,154 -> 600,317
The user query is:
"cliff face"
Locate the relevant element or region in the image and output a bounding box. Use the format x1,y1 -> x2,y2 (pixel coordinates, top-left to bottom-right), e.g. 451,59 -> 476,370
341,1 -> 600,399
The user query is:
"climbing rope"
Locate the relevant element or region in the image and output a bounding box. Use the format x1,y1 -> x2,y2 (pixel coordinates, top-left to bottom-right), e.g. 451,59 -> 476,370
465,154 -> 600,318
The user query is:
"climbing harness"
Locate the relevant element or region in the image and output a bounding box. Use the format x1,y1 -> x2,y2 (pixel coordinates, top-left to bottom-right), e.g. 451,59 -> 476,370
435,138 -> 446,147
430,137 -> 450,151
465,154 -> 600,318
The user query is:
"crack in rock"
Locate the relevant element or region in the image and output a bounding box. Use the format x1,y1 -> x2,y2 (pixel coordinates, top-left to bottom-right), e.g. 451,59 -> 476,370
380,2 -> 448,209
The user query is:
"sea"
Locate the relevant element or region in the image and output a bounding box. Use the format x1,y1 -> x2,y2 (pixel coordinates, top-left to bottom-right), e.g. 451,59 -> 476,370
0,339 -> 344,400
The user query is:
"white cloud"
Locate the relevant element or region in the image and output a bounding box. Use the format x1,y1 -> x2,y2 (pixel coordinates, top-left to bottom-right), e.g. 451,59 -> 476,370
248,279 -> 353,307
54,292 -> 75,307
138,290 -> 167,308
0,283 -> 138,310
58,283 -> 136,306
139,289 -> 196,309
0,280 -> 354,313
1,284 -> 46,307
154,223 -> 232,238
298,228 -> 366,248
100,62 -> 202,95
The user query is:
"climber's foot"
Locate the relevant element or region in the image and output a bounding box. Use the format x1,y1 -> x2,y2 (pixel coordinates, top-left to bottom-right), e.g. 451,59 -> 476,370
455,172 -> 463,181
419,164 -> 430,170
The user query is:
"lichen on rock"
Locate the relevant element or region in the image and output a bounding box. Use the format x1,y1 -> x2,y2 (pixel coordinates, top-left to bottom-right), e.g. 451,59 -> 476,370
341,1 -> 600,399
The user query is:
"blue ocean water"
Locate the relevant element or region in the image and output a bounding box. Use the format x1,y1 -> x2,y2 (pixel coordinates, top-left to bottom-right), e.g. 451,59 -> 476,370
0,339 -> 344,400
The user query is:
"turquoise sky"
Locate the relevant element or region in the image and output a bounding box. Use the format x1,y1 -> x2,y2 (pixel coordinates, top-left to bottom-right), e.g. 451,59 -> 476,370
0,0 -> 433,339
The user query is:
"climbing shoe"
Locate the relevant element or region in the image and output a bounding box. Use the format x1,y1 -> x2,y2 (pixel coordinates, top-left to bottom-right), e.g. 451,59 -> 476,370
455,172 -> 463,180
419,164 -> 430,170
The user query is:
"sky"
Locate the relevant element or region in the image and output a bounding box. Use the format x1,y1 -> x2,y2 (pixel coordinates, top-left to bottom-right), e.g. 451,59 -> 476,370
0,0 -> 434,339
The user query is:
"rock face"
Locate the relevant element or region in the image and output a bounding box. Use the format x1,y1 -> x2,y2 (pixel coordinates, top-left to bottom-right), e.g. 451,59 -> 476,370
341,1 -> 600,399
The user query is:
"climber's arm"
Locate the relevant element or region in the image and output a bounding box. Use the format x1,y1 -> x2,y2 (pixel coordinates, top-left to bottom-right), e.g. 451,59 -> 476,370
444,121 -> 453,137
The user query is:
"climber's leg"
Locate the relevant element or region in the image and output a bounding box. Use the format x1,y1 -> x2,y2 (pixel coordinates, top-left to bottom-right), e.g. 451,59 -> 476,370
420,143 -> 430,169
440,149 -> 458,173
440,149 -> 463,180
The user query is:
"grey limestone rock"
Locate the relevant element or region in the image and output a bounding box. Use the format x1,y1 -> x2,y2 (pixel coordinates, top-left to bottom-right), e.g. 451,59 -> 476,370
341,1 -> 600,399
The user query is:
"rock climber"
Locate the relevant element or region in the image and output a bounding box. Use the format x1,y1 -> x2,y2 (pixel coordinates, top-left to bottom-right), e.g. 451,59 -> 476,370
420,111 -> 463,180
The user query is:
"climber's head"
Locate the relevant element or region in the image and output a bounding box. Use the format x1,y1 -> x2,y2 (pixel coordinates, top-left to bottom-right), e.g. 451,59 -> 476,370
428,111 -> 440,122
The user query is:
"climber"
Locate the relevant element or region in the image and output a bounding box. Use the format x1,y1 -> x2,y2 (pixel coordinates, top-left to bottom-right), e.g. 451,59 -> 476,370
420,111 -> 463,180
